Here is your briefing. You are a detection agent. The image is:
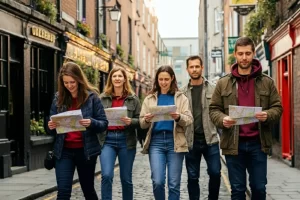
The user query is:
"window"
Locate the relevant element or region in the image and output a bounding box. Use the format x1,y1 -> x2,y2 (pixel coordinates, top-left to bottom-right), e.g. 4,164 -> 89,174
77,0 -> 86,21
147,14 -> 151,33
174,64 -> 181,72
216,57 -> 221,73
142,5 -> 146,25
136,0 -> 139,11
0,34 -> 8,110
148,50 -> 151,75
128,17 -> 132,55
136,33 -> 140,67
143,44 -> 146,72
30,47 -> 55,123
214,8 -> 220,33
152,23 -> 154,41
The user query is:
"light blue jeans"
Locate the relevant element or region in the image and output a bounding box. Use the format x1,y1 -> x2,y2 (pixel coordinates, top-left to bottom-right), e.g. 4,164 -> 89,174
100,131 -> 136,200
149,131 -> 185,200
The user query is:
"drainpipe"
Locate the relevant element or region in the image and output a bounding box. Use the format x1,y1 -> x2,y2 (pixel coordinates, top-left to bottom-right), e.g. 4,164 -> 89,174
56,0 -> 61,22
204,0 -> 208,79
96,0 -> 99,44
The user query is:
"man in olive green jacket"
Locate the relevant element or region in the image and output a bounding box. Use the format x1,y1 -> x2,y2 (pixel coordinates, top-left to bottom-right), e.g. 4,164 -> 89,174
209,37 -> 282,200
181,55 -> 220,200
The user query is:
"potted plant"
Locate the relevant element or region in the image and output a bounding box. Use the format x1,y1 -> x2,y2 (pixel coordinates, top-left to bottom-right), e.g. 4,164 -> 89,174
100,33 -> 107,49
30,117 -> 46,136
34,0 -> 57,22
128,54 -> 134,68
77,19 -> 91,37
116,44 -> 125,60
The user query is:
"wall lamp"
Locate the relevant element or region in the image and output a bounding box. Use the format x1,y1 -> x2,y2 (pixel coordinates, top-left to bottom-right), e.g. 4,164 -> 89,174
101,5 -> 121,21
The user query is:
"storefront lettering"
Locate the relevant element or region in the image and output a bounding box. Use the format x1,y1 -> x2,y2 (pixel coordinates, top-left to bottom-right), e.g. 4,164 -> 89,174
31,26 -> 55,43
66,43 -> 109,72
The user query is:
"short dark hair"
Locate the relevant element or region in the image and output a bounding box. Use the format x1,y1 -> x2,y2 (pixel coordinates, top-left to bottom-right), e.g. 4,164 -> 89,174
149,65 -> 178,95
234,37 -> 255,52
186,55 -> 203,68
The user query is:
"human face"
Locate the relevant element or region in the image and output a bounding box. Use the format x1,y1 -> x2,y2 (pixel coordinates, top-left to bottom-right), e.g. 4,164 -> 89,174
63,75 -> 78,97
234,45 -> 255,71
111,70 -> 125,89
187,59 -> 203,80
158,72 -> 173,94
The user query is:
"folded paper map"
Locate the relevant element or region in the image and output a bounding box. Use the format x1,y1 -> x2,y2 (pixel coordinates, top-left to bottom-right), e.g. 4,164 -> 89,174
229,105 -> 262,125
50,109 -> 86,134
104,107 -> 127,126
148,105 -> 177,122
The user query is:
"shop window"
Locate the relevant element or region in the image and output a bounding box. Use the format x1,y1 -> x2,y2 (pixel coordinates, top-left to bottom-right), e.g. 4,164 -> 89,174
0,35 -> 8,111
30,46 -> 54,132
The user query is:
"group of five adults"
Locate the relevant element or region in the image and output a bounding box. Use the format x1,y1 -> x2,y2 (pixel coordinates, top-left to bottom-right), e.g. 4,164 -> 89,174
48,36 -> 283,200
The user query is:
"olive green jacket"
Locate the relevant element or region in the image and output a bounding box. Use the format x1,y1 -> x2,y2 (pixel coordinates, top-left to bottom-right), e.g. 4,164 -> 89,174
181,77 -> 219,150
98,93 -> 141,149
209,73 -> 283,155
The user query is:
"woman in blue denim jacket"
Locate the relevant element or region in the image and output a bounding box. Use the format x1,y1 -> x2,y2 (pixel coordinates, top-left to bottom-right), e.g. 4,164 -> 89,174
48,62 -> 108,200
99,67 -> 141,200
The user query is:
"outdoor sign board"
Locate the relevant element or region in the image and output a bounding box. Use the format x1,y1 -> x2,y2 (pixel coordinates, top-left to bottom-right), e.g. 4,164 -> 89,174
230,0 -> 257,6
228,37 -> 239,54
211,49 -> 222,58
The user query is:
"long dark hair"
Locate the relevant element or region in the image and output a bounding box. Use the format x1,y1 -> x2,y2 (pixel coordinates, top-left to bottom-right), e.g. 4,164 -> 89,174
57,62 -> 99,110
149,65 -> 178,95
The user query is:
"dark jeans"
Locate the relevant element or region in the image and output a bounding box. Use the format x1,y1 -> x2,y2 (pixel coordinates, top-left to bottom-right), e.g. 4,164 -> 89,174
55,147 -> 98,200
100,131 -> 136,200
225,140 -> 267,200
185,141 -> 221,200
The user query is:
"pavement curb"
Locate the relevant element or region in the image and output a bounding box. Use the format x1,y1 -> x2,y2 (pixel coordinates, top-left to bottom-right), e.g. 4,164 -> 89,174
220,154 -> 251,197
19,163 -> 119,200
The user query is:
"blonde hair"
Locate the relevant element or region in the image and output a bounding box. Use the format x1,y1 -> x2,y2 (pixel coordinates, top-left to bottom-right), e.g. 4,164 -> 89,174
104,67 -> 134,96
57,62 -> 99,109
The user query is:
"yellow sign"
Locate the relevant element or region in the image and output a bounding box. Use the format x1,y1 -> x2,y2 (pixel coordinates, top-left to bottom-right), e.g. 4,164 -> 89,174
31,26 -> 55,43
230,0 -> 256,6
66,43 -> 109,72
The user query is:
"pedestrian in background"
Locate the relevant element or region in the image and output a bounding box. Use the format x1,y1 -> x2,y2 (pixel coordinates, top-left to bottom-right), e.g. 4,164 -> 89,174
209,36 -> 283,200
48,62 -> 108,200
140,65 -> 193,200
181,55 -> 221,200
98,67 -> 141,200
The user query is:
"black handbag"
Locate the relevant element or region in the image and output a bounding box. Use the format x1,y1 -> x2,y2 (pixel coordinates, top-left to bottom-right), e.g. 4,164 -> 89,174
44,151 -> 55,170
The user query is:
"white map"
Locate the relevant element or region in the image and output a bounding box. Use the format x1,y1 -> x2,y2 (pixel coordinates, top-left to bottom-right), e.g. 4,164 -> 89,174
149,105 -> 177,122
104,107 -> 127,126
229,105 -> 262,125
50,109 -> 86,134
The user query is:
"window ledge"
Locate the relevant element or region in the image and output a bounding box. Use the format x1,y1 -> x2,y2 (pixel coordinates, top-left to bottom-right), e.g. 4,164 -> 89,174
30,135 -> 54,146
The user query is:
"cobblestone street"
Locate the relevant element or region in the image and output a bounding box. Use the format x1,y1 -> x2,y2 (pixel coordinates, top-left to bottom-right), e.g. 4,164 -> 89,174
37,150 -> 231,200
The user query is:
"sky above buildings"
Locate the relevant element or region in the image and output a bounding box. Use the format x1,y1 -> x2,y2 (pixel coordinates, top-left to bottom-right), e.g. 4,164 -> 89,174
153,0 -> 199,38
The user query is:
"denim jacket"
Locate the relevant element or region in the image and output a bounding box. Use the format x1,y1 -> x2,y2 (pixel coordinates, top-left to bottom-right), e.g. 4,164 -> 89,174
49,91 -> 108,160
98,93 -> 141,149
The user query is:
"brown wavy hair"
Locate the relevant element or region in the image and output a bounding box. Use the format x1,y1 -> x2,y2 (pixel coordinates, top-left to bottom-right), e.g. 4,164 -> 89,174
57,62 -> 99,110
149,65 -> 178,95
104,67 -> 134,96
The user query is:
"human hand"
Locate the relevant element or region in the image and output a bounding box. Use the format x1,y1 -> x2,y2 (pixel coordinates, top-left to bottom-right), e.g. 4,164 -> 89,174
170,112 -> 180,121
48,120 -> 58,130
223,116 -> 236,128
255,111 -> 268,122
121,117 -> 132,125
144,113 -> 154,123
79,119 -> 91,127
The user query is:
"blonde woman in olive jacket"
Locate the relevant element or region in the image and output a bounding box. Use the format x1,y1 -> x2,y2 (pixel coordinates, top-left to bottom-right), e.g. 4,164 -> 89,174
139,66 -> 193,200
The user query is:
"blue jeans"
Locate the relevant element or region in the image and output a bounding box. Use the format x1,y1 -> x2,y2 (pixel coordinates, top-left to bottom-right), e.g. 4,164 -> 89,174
55,148 -> 98,200
225,140 -> 267,200
149,131 -> 185,200
100,131 -> 136,200
185,141 -> 221,200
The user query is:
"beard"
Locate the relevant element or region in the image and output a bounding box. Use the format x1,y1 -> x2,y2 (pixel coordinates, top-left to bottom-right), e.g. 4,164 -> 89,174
238,62 -> 252,70
190,74 -> 201,80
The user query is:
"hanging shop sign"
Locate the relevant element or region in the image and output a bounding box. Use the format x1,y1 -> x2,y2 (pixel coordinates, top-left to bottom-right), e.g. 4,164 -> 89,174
230,0 -> 256,6
211,49 -> 222,58
65,43 -> 109,73
31,26 -> 55,43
